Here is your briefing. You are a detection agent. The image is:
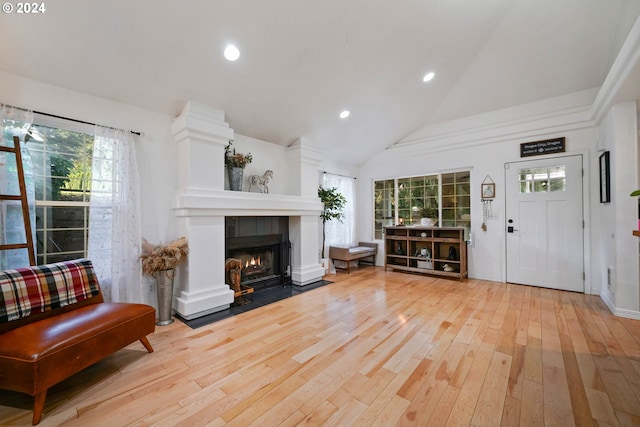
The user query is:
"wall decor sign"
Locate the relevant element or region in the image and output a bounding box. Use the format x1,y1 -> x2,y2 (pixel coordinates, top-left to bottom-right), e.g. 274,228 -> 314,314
520,137 -> 565,157
599,151 -> 610,203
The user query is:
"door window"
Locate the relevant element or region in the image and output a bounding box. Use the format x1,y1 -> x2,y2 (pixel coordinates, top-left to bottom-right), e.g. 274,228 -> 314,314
518,165 -> 566,193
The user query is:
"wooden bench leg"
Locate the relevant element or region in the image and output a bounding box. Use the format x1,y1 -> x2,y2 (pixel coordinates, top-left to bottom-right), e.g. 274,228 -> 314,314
32,390 -> 47,425
140,336 -> 154,353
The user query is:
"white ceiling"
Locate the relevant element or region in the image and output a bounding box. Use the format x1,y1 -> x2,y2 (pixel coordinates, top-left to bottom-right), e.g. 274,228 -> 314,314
1,0 -> 639,165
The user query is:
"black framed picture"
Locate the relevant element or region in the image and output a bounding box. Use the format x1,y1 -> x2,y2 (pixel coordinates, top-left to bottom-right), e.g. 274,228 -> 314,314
599,151 -> 610,203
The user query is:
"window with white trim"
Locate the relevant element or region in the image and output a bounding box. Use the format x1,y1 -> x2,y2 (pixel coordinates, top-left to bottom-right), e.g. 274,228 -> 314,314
373,170 -> 471,239
26,121 -> 94,264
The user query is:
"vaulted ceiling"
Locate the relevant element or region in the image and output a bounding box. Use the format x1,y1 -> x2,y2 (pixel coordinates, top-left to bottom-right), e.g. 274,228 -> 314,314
1,0 -> 639,165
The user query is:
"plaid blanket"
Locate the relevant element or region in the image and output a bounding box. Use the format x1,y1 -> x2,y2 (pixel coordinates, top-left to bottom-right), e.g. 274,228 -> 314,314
0,259 -> 100,323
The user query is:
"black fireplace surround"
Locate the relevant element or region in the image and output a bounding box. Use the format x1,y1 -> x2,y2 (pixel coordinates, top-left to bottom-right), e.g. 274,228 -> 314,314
225,216 -> 291,290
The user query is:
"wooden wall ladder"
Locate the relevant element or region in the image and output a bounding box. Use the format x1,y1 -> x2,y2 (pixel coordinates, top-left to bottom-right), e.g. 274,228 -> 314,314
0,135 -> 36,266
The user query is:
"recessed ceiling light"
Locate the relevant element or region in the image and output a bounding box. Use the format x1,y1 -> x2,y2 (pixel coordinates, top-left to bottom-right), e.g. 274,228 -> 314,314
339,110 -> 350,119
224,44 -> 240,61
422,72 -> 435,82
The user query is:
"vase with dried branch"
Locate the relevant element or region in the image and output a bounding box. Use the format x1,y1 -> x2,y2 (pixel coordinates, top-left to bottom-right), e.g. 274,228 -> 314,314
140,237 -> 189,325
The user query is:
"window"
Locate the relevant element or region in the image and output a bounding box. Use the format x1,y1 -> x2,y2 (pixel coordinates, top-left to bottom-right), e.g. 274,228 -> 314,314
441,171 -> 470,228
322,173 -> 356,249
373,171 -> 471,239
2,107 -> 141,302
374,179 -> 394,239
518,166 -> 566,193
27,123 -> 94,264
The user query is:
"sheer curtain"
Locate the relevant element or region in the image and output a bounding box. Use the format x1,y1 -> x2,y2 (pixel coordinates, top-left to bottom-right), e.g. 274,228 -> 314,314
0,105 -> 35,269
322,172 -> 356,251
88,126 -> 142,302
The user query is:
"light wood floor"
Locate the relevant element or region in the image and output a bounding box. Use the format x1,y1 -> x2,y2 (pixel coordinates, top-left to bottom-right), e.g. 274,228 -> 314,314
2,267 -> 640,426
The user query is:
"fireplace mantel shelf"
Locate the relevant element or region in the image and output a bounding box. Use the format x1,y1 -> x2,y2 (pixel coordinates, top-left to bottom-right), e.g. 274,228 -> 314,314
173,189 -> 323,217
171,102 -> 325,319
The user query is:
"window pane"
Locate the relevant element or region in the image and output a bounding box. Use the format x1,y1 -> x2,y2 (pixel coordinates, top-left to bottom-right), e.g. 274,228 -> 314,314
411,176 -> 424,186
441,174 -> 455,185
534,181 -> 547,192
27,123 -> 94,263
46,230 -> 85,253
0,202 -> 27,244
518,165 -> 566,193
41,206 -> 87,229
398,208 -> 411,225
549,178 -> 566,191
374,179 -> 395,239
456,171 -> 470,183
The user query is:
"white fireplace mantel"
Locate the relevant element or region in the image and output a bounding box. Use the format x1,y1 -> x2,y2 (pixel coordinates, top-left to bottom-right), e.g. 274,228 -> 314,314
174,189 -> 322,217
171,102 -> 325,320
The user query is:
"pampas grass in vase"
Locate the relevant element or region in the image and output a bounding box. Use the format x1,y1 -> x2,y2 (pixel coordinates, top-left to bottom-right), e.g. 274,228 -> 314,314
140,236 -> 189,276
141,237 -> 189,326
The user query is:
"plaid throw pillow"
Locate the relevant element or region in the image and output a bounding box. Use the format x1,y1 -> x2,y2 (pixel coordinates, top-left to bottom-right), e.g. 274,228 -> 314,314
0,259 -> 100,323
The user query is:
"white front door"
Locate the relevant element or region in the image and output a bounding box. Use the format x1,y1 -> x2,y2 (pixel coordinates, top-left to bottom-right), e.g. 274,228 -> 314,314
505,155 -> 584,292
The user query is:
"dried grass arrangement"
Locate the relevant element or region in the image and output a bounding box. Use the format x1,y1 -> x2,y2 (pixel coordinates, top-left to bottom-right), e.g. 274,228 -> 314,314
140,237 -> 189,276
224,140 -> 253,169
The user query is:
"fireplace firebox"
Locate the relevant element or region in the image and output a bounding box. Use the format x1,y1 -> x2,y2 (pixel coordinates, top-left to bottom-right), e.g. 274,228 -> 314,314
225,217 -> 291,290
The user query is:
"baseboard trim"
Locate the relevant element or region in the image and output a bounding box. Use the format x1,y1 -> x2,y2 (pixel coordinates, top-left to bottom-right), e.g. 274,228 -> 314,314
600,292 -> 640,320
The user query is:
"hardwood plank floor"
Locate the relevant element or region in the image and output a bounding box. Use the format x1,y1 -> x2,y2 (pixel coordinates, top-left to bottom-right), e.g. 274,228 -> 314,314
1,267 -> 640,426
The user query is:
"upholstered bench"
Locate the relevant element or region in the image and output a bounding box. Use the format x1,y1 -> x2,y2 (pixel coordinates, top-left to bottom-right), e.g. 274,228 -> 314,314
0,259 -> 156,425
329,242 -> 378,273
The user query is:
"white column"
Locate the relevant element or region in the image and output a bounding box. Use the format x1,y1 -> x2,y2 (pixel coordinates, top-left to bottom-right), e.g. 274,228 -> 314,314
286,138 -> 325,285
171,101 -> 233,192
175,216 -> 233,319
172,102 -> 235,319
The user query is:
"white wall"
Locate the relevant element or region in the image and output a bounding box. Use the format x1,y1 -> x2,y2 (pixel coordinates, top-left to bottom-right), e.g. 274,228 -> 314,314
598,101 -> 640,317
228,134 -> 290,194
358,91 -> 601,290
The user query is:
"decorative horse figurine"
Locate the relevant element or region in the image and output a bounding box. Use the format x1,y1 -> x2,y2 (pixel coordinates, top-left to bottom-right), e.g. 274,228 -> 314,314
248,170 -> 273,193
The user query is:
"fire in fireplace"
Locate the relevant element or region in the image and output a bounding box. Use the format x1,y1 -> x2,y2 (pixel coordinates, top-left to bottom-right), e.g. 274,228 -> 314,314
237,249 -> 273,284
225,216 -> 291,290
226,233 -> 290,290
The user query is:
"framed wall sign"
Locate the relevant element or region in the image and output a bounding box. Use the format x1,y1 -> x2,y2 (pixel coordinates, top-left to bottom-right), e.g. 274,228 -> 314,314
520,137 -> 565,157
599,151 -> 610,203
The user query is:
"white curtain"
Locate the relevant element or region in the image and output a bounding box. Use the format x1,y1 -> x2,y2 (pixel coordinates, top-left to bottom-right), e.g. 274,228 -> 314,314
322,172 -> 356,250
88,126 -> 142,302
0,105 -> 35,269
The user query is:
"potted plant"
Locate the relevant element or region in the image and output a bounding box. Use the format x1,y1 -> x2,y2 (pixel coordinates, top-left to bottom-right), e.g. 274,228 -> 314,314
140,237 -> 189,325
318,186 -> 346,271
224,140 -> 253,191
418,205 -> 438,226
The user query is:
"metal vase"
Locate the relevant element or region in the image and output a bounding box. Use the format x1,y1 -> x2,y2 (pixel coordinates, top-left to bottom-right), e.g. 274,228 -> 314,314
228,167 -> 244,191
155,268 -> 176,325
